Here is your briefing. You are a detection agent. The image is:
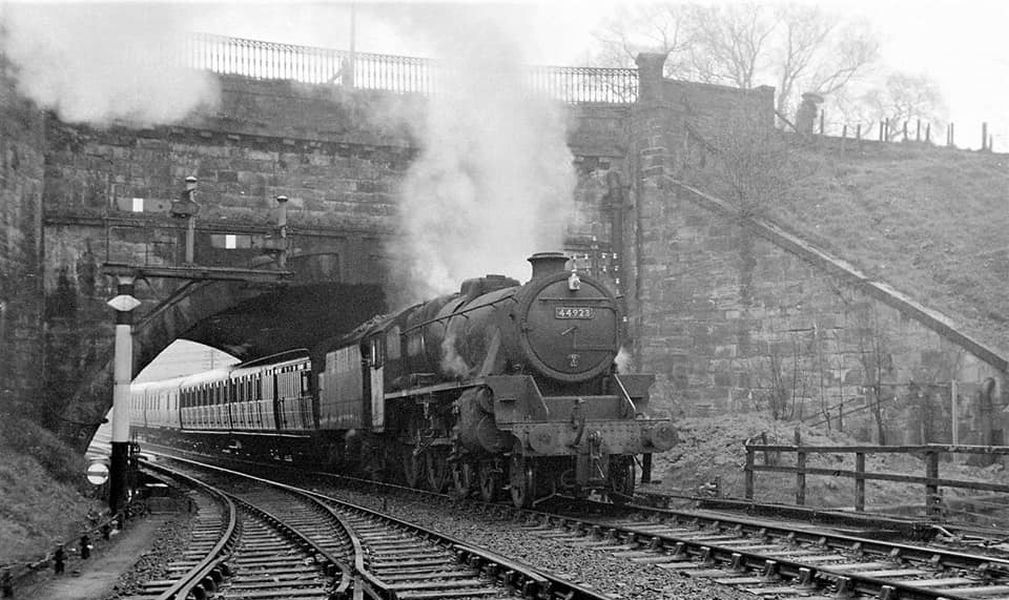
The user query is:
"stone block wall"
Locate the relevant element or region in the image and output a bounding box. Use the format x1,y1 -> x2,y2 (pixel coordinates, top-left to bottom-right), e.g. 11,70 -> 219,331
0,61 -> 46,422
620,53 -> 1008,446
38,82 -> 418,434
634,182 -> 1003,444
664,79 -> 774,139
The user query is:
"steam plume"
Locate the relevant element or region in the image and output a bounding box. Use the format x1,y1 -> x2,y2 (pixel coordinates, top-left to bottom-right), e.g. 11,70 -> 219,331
0,3 -> 218,126
387,6 -> 576,302
615,346 -> 633,374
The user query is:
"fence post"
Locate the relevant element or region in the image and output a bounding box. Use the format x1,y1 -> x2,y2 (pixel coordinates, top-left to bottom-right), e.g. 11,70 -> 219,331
916,119 -> 921,142
926,123 -> 931,144
925,449 -> 940,518
854,452 -> 865,511
856,124 -> 861,141
795,428 -> 806,506
982,122 -> 988,151
903,120 -> 908,142
819,110 -> 825,135
744,446 -> 755,500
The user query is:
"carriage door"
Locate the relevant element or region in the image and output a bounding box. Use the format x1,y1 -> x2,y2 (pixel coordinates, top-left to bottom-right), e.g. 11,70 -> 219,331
369,337 -> 385,432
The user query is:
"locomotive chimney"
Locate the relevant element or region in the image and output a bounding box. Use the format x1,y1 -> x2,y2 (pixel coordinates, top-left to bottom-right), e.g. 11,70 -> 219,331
528,252 -> 570,279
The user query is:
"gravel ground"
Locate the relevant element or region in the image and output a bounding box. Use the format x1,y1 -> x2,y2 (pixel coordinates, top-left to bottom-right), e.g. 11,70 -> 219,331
98,502 -> 196,600
309,480 -> 759,600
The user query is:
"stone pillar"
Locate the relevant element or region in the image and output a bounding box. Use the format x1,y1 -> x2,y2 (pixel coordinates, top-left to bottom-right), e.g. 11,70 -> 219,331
626,53 -> 681,383
635,53 -> 669,104
795,92 -> 824,135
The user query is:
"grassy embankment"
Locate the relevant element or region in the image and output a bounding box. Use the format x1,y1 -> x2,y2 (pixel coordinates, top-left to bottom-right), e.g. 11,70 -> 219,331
0,418 -> 100,566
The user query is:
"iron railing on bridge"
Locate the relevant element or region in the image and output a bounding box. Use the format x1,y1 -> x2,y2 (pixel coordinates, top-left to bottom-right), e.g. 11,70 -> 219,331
187,32 -> 638,103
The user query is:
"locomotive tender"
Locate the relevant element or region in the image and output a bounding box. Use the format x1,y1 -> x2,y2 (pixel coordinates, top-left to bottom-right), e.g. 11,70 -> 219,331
131,252 -> 676,507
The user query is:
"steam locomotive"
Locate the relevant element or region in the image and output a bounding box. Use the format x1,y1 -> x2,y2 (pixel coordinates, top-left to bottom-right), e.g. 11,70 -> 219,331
130,252 -> 676,507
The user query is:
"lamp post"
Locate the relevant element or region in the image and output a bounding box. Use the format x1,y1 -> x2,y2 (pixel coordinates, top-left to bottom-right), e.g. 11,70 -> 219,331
106,276 -> 140,513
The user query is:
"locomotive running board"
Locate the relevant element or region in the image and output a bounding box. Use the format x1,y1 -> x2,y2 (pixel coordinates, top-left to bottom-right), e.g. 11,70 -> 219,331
382,378 -> 484,400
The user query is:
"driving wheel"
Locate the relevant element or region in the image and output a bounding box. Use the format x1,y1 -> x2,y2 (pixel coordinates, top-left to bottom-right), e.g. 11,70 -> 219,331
478,460 -> 501,502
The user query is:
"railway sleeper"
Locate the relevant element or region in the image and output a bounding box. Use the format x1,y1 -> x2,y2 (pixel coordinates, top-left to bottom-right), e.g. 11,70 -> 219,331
379,570 -> 482,583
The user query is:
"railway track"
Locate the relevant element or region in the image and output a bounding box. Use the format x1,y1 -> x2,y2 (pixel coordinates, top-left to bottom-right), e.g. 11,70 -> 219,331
267,464 -> 1009,600
140,455 -> 612,600
133,463 -> 243,600
140,444 -> 1009,599
523,498 -> 1009,600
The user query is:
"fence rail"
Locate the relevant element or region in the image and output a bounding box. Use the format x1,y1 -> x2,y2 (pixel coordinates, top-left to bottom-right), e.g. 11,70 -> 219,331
744,441 -> 1009,519
787,107 -> 1000,153
187,32 -> 638,103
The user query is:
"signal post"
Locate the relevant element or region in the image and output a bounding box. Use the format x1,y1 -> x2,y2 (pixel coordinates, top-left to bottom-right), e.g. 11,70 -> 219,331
107,276 -> 140,513
102,177 -> 293,513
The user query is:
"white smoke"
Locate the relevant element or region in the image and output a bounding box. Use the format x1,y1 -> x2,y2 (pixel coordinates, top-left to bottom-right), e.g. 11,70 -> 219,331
0,3 -> 219,126
387,6 -> 576,302
440,332 -> 469,378
615,346 -> 633,374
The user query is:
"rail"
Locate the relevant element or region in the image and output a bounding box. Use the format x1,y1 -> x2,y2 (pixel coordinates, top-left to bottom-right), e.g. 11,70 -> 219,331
743,442 -> 1009,518
188,32 -> 638,103
142,461 -> 240,600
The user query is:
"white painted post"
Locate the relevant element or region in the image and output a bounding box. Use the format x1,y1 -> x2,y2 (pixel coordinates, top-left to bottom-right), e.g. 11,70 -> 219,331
107,276 -> 140,513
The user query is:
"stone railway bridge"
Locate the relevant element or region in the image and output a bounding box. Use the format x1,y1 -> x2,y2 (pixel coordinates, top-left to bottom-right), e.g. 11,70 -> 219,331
1,39 -> 1006,454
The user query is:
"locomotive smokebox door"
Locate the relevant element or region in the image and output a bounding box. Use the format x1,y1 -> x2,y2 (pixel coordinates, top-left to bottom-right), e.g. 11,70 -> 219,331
515,269 -> 618,383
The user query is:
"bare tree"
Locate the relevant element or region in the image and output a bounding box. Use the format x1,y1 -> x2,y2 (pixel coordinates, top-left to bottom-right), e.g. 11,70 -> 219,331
830,70 -> 946,140
685,111 -> 800,217
591,4 -> 692,77
773,7 -> 879,118
849,305 -> 893,445
871,72 -> 946,140
685,3 -> 776,89
590,3 -> 879,119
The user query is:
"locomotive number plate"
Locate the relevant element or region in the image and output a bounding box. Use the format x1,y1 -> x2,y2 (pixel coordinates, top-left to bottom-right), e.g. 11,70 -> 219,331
555,307 -> 594,319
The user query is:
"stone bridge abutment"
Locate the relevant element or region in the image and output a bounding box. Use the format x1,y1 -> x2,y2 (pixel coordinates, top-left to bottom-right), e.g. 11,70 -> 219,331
0,43 -> 1005,453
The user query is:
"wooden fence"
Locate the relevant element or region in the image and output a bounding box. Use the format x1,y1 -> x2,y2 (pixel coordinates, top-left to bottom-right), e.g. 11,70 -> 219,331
744,439 -> 1009,518
786,107 -> 999,152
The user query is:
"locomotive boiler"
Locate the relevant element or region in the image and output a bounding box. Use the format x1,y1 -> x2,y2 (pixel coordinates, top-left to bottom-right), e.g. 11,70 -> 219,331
131,252 -> 676,508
